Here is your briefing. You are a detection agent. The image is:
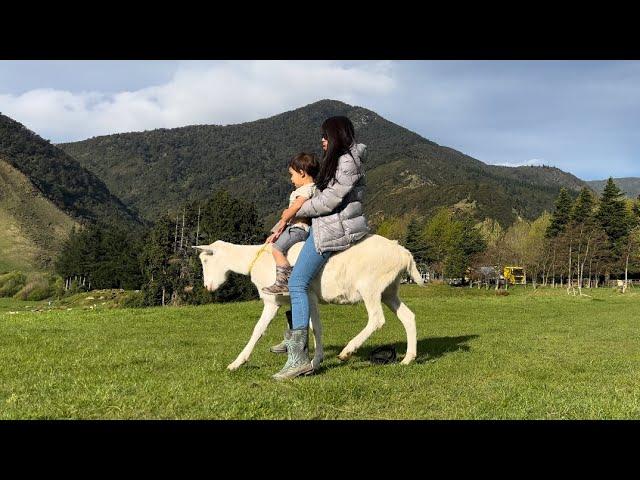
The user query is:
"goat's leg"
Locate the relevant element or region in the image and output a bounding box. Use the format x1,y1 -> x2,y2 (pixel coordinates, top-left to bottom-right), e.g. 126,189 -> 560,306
227,301 -> 280,371
382,293 -> 417,365
338,293 -> 385,361
308,293 -> 323,369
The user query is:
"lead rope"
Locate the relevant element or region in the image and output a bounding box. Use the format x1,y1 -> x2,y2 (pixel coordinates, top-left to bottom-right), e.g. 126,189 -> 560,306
248,242 -> 270,274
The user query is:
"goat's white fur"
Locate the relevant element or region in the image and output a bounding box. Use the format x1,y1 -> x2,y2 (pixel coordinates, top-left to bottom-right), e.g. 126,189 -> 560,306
194,234 -> 423,371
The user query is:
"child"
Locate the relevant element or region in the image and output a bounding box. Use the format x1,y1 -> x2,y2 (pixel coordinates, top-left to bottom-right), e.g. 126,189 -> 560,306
262,152 -> 319,295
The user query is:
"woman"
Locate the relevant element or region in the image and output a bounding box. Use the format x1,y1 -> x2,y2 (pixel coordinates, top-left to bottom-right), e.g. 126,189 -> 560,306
271,116 -> 370,380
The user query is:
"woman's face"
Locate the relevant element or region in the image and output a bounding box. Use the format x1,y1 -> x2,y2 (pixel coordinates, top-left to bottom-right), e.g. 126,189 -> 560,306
321,133 -> 328,152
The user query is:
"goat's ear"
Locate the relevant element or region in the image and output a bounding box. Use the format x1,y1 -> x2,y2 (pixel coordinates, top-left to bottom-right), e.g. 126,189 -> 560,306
192,245 -> 216,255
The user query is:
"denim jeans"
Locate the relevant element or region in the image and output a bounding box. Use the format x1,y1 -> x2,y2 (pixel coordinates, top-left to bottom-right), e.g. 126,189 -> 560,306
288,227 -> 332,329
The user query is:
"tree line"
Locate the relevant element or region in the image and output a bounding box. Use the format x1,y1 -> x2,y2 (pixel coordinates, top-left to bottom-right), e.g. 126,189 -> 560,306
52,178 -> 640,305
396,178 -> 640,291
54,190 -> 265,305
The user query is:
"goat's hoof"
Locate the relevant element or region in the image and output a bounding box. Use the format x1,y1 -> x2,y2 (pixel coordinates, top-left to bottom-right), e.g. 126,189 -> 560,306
227,362 -> 242,371
400,355 -> 416,365
311,357 -> 324,369
338,352 -> 352,362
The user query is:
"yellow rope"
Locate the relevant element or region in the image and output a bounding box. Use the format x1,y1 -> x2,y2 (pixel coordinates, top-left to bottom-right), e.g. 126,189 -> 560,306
248,242 -> 270,274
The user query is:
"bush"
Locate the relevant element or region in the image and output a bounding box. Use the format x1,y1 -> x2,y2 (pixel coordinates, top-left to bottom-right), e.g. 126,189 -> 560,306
118,290 -> 146,308
12,273 -> 61,301
0,271 -> 27,297
13,273 -> 57,301
53,276 -> 66,298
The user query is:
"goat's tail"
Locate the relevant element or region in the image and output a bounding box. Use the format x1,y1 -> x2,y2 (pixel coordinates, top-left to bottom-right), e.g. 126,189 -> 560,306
402,246 -> 425,286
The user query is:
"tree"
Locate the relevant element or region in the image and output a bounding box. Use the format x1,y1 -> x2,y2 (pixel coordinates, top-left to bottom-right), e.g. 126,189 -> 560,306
564,188 -> 597,295
139,214 -> 177,306
421,208 -> 486,280
621,225 -> 640,292
422,208 -> 453,276
477,218 -> 504,249
54,220 -> 144,292
404,217 -> 427,265
200,190 -> 264,245
570,187 -> 595,224
633,195 -> 640,219
374,214 -> 411,242
620,200 -> 640,292
596,178 -> 631,245
546,188 -> 573,238
138,189 -> 265,306
520,215 -> 549,288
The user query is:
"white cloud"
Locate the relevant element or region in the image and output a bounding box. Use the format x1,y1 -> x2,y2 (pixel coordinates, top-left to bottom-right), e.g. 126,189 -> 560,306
0,61 -> 395,143
494,158 -> 546,167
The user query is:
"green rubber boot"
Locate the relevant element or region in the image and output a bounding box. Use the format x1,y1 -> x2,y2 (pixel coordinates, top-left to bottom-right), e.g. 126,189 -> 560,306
272,328 -> 314,380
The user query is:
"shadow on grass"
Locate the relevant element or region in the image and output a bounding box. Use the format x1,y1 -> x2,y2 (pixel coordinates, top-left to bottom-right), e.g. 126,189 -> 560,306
317,334 -> 479,372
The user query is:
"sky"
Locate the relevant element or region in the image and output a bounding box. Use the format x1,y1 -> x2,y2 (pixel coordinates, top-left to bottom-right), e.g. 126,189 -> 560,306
0,60 -> 638,181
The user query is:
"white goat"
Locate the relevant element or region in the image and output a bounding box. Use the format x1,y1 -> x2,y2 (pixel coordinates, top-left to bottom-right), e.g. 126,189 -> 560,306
193,234 -> 423,371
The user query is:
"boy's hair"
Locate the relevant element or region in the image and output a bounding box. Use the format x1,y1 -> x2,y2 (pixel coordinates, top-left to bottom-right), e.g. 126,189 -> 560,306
288,152 -> 319,179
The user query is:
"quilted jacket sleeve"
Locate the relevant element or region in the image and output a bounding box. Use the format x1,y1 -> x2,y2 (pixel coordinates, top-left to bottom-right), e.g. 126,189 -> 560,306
297,153 -> 362,218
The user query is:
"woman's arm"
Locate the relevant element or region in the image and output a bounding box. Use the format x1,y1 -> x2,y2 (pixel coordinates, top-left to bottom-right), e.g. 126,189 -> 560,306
296,154 -> 362,218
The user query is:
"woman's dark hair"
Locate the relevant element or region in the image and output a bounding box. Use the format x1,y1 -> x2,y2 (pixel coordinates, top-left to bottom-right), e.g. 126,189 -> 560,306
288,152 -> 319,179
316,116 -> 356,190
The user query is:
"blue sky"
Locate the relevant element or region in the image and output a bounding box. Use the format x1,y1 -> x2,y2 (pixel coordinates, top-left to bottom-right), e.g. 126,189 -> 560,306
0,60 -> 638,181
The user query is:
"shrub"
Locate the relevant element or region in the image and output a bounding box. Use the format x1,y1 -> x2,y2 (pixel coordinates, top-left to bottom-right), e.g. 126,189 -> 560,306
0,271 -> 27,297
53,276 -> 66,298
12,273 -> 59,300
118,290 -> 146,308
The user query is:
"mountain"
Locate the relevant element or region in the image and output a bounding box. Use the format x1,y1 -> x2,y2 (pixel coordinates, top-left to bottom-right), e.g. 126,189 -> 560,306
0,159 -> 79,272
58,100 -> 589,227
0,113 -> 146,272
587,178 -> 640,199
0,113 -> 144,230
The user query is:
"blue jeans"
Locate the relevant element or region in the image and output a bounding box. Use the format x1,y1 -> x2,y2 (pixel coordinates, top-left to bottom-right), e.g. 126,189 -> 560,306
288,227 -> 332,329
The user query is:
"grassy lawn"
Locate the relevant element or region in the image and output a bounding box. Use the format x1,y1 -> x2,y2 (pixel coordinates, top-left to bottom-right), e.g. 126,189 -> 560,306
1,284 -> 640,419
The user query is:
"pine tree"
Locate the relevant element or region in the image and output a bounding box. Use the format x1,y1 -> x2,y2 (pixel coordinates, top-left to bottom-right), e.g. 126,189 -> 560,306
54,220 -> 144,292
570,187 -> 595,225
596,178 -> 630,243
200,189 -> 264,245
546,188 -> 573,238
199,190 -> 264,302
139,214 -> 176,306
138,189 -> 265,306
404,217 -> 427,264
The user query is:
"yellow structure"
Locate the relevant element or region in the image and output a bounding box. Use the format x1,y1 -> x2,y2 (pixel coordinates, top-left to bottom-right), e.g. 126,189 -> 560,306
503,266 -> 526,285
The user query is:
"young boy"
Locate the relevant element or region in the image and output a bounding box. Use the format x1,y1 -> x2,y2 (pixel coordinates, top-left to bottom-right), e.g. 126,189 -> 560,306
262,153 -> 319,295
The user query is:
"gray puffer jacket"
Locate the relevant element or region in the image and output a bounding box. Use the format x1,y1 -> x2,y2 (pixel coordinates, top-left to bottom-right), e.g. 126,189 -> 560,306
296,143 -> 370,254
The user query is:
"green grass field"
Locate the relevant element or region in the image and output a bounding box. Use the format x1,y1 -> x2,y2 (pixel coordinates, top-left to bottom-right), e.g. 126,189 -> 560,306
1,284 -> 640,419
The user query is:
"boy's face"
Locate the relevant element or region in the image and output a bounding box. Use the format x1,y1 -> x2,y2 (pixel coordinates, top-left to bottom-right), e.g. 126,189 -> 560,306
289,167 -> 308,188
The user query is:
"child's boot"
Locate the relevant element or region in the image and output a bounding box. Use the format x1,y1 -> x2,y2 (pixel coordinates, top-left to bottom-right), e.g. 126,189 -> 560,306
262,265 -> 293,295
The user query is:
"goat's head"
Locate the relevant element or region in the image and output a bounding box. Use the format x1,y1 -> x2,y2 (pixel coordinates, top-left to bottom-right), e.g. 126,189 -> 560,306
192,241 -> 229,292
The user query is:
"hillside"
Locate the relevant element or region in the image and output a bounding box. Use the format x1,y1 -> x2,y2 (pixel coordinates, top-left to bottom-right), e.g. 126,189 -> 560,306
0,113 -> 144,230
0,159 -> 79,272
587,178 -> 640,199
59,100 -> 589,227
